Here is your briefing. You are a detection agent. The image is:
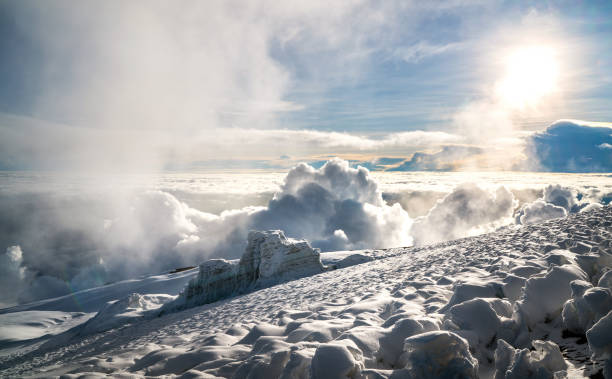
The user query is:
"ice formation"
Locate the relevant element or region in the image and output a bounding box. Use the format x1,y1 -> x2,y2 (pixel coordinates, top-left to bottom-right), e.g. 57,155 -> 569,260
165,230 -> 327,310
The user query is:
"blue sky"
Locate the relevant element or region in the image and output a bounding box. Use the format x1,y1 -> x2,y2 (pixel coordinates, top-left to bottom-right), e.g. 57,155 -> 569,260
0,0 -> 611,171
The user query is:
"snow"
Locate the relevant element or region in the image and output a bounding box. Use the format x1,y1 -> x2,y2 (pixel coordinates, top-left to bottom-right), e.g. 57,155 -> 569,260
399,330 -> 479,378
0,311 -> 92,344
562,281 -> 612,334
311,343 -> 364,378
516,264 -> 587,327
494,339 -> 568,378
78,293 -> 175,336
0,206 -> 611,378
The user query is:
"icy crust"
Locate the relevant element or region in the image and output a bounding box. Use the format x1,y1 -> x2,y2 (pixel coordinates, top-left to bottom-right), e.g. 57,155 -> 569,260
2,206 -> 612,378
165,230 -> 328,311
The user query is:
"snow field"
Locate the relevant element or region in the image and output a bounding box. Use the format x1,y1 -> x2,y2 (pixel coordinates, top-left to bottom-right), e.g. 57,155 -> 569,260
0,206 -> 610,378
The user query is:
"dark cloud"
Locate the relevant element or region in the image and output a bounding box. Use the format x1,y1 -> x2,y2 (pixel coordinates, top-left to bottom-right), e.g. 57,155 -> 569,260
527,120 -> 612,172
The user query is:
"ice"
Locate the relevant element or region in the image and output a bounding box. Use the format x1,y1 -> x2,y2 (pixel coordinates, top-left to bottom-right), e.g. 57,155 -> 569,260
166,230 -> 327,311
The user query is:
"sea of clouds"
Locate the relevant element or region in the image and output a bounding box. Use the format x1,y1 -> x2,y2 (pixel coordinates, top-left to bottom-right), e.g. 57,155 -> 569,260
1,160 -> 611,308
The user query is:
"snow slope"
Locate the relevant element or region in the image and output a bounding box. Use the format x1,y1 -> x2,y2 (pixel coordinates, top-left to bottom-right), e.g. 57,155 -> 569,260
0,207 -> 610,378
0,245 -> 367,352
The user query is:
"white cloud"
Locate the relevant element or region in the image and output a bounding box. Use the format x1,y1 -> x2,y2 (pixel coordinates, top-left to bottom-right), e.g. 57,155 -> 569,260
598,143 -> 612,150
0,246 -> 25,307
0,113 -> 463,170
518,199 -> 567,225
410,184 -> 517,245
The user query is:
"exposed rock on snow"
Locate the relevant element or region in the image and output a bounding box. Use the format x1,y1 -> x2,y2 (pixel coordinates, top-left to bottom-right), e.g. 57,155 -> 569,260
166,230 -> 327,310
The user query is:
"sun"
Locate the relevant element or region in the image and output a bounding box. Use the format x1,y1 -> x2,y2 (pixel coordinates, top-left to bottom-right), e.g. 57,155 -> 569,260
496,46 -> 559,109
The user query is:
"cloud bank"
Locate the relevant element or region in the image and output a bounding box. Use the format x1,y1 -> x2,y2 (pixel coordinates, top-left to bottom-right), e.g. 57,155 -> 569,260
1,160 -> 610,307
527,120 -> 612,172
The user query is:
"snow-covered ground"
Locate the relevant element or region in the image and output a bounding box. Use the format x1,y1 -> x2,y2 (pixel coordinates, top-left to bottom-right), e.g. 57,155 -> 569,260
0,206 -> 611,378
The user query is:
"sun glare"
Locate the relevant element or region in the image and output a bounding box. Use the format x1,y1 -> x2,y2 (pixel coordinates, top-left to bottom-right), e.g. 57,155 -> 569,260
496,46 -> 559,109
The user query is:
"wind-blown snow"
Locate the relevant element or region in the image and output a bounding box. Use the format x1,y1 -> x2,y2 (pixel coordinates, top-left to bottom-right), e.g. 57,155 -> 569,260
1,206 -> 610,378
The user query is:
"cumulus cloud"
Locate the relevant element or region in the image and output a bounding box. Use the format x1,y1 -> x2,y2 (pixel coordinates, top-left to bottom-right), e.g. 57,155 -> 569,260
249,159 -> 413,251
410,184 -> 517,246
515,184 -> 603,225
0,246 -> 25,307
527,120 -> 612,172
518,200 -> 567,225
543,184 -> 577,212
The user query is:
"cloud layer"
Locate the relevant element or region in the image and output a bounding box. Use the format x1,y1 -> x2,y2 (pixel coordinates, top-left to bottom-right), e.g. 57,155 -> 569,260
1,160 -> 610,307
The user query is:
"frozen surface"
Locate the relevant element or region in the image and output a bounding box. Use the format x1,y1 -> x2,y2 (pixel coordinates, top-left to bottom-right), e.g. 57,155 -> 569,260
0,206 -> 610,378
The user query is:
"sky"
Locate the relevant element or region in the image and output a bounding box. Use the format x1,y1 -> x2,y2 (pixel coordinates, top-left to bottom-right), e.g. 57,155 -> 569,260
0,0 -> 611,172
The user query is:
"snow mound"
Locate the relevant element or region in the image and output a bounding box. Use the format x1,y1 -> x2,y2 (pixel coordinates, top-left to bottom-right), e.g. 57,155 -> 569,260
79,293 -> 174,335
587,310 -> 612,376
398,330 -> 479,378
494,339 -> 568,379
516,264 -> 587,327
562,280 -> 612,334
166,230 -> 327,310
311,343 -> 364,378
